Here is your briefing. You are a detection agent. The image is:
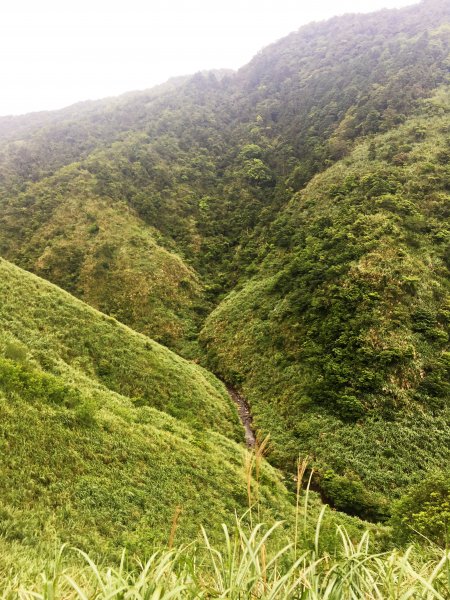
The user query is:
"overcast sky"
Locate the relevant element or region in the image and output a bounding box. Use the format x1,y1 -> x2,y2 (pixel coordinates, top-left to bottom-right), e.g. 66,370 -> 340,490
0,0 -> 419,116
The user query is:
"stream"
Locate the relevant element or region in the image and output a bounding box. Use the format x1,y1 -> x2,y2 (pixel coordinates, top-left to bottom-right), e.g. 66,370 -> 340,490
227,387 -> 256,448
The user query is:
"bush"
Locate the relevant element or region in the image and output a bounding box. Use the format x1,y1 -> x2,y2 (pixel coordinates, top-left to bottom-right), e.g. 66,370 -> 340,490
0,357 -> 80,408
320,470 -> 389,522
391,470 -> 450,547
3,341 -> 28,363
335,394 -> 365,421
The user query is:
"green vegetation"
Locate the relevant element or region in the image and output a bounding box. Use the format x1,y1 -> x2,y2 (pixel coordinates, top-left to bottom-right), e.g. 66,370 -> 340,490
392,470 -> 450,548
0,0 -> 449,592
202,87 -> 450,517
0,258 -> 239,435
0,257 -> 301,567
4,515 -> 450,598
0,165 -> 205,354
0,260 -> 371,583
1,0 -> 449,344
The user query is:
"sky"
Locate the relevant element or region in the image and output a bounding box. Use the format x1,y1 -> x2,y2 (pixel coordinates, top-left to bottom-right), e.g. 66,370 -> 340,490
0,0 -> 419,116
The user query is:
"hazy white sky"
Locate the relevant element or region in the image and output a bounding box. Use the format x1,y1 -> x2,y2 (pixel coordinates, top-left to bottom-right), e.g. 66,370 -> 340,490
0,0 -> 419,116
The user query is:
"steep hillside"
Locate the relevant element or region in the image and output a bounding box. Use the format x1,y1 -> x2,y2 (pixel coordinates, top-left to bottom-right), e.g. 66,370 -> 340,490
0,0 -> 449,530
0,257 -> 296,563
202,86 -> 450,519
0,0 -> 449,351
0,258 -> 238,435
0,162 -> 204,353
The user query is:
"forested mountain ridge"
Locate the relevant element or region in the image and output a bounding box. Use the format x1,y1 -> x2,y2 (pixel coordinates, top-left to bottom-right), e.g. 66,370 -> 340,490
0,0 -> 449,531
202,85 -> 450,519
1,0 -> 449,308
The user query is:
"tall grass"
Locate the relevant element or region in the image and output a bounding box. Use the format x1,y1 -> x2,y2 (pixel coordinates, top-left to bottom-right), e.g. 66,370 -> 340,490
3,451 -> 449,598
5,513 -> 449,599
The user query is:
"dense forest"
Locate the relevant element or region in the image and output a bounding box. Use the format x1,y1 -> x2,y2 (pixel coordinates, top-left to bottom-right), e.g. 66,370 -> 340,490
0,0 -> 449,595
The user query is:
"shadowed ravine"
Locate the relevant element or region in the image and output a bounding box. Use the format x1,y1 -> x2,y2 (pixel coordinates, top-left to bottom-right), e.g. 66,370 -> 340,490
227,387 -> 256,448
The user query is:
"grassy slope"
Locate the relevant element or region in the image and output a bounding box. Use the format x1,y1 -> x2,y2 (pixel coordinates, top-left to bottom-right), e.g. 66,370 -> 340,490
0,257 -> 238,436
0,162 -> 205,354
0,0 -> 447,536
0,257 -> 299,564
201,87 -> 450,517
0,258 -> 372,580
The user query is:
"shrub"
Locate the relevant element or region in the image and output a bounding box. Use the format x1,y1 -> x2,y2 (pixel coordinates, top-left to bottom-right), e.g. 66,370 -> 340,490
4,341 -> 28,363
320,470 -> 389,522
391,470 -> 450,547
0,357 -> 81,408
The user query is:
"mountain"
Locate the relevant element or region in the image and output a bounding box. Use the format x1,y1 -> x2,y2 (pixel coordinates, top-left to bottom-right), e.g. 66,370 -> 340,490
201,84 -> 450,519
0,0 -> 449,537
1,0 -> 449,310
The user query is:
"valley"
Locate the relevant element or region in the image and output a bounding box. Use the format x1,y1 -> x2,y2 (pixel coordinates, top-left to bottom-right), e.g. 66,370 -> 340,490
0,0 -> 449,595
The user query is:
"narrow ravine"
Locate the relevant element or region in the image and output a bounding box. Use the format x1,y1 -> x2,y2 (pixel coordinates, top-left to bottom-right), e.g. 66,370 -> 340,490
227,387 -> 256,448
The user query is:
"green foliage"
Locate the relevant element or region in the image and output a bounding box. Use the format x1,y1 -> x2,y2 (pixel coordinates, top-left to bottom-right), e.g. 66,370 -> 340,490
4,515 -> 450,598
201,87 -> 450,514
3,341 -> 28,363
392,470 -> 450,548
0,258 -> 298,563
0,172 -> 205,356
320,470 -> 389,522
241,158 -> 274,185
0,0 -> 449,562
0,357 -> 82,411
1,0 -> 449,319
238,143 -> 264,160
0,258 -> 239,436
